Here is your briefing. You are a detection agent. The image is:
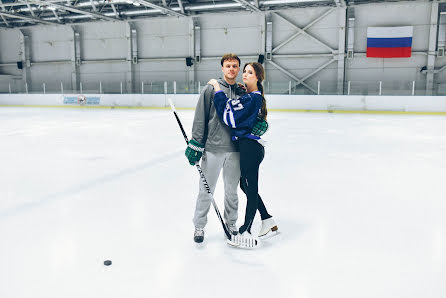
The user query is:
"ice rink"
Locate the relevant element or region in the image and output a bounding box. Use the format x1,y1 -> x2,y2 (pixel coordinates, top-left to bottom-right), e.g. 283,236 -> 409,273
1,106 -> 445,298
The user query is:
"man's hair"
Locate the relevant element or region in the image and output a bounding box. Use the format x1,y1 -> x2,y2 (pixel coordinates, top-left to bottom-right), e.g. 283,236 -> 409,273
221,53 -> 241,67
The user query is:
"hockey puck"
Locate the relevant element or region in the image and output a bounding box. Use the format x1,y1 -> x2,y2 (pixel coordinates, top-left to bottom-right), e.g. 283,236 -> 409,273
104,260 -> 112,266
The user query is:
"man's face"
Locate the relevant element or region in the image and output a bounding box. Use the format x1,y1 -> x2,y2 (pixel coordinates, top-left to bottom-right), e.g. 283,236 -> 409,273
221,59 -> 240,81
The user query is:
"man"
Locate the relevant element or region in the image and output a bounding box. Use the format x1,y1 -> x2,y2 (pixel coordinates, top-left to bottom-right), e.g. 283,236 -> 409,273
185,53 -> 245,243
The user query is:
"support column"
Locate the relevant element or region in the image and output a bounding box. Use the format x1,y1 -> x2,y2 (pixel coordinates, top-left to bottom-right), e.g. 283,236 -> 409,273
337,7 -> 347,95
260,13 -> 265,58
187,17 -> 199,90
19,30 -> 31,93
194,19 -> 201,64
437,5 -> 446,57
346,8 -> 355,60
265,13 -> 273,61
71,26 -> 81,93
126,23 -> 137,93
427,1 -> 439,95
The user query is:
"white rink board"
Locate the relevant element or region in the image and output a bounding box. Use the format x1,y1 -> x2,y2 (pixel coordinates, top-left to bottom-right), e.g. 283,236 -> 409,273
1,94 -> 446,112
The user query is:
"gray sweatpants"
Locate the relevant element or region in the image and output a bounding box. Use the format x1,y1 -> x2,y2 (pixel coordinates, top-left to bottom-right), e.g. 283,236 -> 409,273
193,151 -> 241,228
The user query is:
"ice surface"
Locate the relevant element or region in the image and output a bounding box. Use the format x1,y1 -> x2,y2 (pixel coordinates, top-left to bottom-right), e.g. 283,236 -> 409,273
1,107 -> 445,298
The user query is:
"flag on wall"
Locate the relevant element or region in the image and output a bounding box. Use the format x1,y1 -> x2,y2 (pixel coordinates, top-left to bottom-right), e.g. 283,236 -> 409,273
367,26 -> 413,58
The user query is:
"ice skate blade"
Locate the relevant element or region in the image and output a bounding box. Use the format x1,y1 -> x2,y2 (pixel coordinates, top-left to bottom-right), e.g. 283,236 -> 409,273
259,229 -> 280,240
258,225 -> 278,237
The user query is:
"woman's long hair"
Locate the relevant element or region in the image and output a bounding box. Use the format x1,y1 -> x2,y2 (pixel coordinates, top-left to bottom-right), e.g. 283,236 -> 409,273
243,62 -> 267,119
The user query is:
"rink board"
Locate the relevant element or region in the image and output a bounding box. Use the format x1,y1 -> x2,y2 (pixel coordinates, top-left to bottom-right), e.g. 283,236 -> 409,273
1,94 -> 446,114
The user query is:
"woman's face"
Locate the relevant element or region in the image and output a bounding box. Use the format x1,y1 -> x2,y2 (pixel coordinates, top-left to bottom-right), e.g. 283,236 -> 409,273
242,64 -> 258,87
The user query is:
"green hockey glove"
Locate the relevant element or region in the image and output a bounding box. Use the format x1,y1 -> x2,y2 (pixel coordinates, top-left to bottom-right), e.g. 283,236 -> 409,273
185,139 -> 205,165
251,117 -> 269,137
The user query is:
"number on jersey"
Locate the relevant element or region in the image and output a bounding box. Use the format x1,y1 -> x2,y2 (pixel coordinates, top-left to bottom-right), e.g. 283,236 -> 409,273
231,99 -> 244,111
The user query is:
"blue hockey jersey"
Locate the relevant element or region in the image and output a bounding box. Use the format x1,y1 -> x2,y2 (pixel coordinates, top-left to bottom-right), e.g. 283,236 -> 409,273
213,90 -> 263,141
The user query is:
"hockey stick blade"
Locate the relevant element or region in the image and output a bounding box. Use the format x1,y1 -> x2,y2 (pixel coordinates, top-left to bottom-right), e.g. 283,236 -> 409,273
227,234 -> 260,249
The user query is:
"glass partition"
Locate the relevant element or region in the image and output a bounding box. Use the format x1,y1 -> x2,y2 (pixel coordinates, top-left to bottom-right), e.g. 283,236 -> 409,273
0,79 -> 440,96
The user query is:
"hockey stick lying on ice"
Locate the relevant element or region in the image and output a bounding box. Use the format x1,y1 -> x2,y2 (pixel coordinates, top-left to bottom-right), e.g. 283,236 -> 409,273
167,98 -> 233,241
168,98 -> 257,248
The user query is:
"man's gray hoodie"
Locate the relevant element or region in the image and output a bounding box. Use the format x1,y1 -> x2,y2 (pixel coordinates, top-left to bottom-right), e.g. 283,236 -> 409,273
192,78 -> 246,153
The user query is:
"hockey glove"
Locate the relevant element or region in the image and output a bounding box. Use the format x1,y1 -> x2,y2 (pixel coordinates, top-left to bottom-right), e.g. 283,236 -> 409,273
185,139 -> 205,165
251,117 -> 269,137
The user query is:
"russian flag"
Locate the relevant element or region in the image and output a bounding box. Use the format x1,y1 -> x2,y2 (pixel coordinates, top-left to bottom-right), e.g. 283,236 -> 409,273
367,26 -> 413,58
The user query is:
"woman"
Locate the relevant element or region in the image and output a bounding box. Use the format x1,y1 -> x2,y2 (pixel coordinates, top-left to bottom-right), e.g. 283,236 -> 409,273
208,62 -> 278,248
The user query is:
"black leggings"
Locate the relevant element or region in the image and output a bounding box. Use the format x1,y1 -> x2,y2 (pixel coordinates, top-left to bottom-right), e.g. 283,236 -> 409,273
238,138 -> 272,234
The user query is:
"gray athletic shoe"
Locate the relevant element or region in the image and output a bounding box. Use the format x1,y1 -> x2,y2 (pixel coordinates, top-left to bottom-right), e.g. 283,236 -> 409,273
225,223 -> 238,235
194,227 -> 204,243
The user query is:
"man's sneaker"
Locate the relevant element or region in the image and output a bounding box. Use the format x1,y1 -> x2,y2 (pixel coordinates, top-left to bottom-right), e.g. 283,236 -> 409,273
194,227 -> 204,243
225,223 -> 238,235
227,231 -> 259,249
258,217 -> 278,237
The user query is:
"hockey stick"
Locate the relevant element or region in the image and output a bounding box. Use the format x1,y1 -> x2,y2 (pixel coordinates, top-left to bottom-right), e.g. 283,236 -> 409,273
167,98 -> 232,240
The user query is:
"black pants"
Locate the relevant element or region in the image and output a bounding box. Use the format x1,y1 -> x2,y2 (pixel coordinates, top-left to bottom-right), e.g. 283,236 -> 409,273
238,138 -> 272,234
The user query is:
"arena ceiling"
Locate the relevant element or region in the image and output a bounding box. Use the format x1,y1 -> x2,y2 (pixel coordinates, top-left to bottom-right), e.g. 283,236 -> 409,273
0,0 -> 413,28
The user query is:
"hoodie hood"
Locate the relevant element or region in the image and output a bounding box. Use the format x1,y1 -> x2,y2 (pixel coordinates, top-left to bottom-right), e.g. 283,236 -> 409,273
217,78 -> 245,97
217,78 -> 237,88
